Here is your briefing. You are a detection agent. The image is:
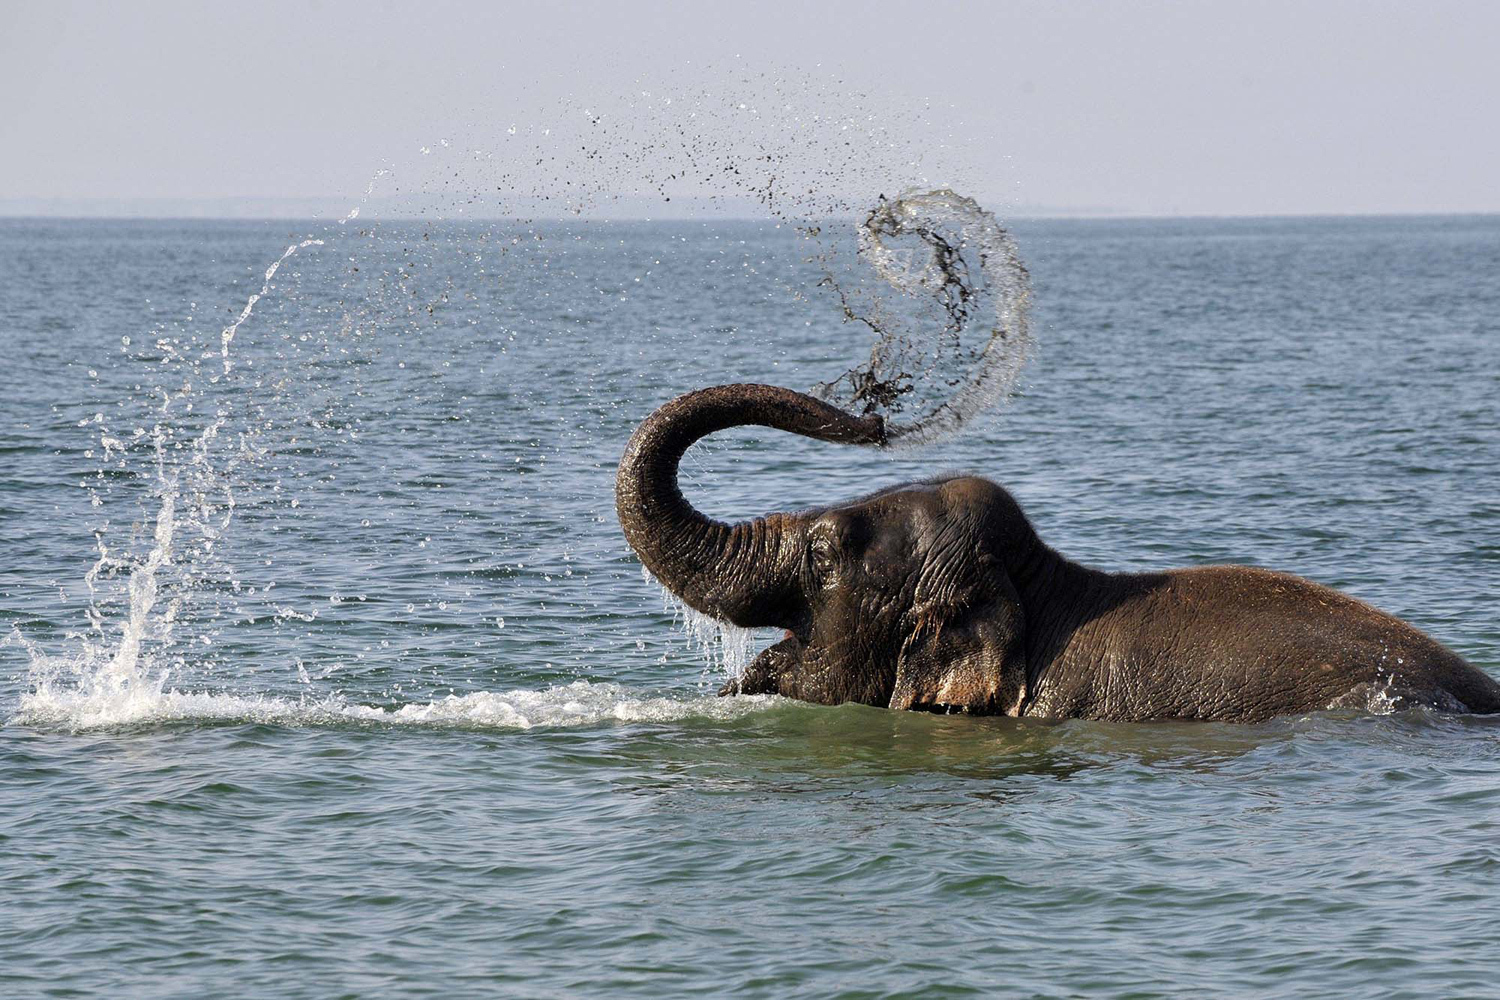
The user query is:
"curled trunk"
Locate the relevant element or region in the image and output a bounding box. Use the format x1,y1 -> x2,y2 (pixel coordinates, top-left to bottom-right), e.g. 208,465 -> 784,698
615,384 -> 885,627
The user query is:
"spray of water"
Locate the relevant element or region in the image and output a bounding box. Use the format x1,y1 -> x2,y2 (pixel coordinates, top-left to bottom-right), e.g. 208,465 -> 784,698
21,259 -> 304,724
814,188 -> 1033,445
220,238 -> 324,374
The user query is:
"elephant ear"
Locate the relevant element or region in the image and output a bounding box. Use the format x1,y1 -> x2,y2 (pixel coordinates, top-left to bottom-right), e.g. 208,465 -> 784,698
890,566 -> 1027,716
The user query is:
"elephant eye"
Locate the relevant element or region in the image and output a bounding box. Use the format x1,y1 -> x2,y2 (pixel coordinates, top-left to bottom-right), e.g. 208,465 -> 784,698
810,537 -> 837,575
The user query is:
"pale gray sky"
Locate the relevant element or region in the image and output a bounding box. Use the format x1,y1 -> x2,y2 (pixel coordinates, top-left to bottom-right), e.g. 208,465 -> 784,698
2,0 -> 1497,217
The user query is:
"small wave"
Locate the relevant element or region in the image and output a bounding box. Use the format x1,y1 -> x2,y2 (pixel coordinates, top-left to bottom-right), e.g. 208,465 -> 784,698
1326,673 -> 1473,717
11,680 -> 776,732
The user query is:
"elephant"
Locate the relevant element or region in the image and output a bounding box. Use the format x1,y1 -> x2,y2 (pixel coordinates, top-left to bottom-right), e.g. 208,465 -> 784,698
615,384 -> 1500,722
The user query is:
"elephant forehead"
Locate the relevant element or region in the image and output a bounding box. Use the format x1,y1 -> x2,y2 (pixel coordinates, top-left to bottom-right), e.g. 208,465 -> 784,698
816,476 -> 1003,554
880,475 -> 1001,520
820,489 -> 935,539
864,482 -> 949,517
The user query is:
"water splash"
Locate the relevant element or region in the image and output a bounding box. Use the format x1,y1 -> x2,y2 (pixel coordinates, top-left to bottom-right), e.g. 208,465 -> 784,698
1324,670 -> 1472,715
17,207 -> 365,721
219,237 -> 323,374
814,188 -> 1033,445
27,368 -> 254,721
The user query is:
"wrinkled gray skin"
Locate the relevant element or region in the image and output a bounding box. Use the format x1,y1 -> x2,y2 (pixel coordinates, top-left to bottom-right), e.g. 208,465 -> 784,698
616,384 -> 1500,722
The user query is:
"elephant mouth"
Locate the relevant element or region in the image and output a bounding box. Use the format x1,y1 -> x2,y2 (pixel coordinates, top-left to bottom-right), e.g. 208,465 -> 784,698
720,631 -> 804,698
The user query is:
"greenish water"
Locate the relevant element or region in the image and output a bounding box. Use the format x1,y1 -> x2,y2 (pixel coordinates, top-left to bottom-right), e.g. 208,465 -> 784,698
3,215 -> 1498,997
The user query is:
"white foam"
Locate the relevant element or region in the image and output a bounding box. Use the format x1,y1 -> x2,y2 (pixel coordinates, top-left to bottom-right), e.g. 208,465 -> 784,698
12,678 -> 777,731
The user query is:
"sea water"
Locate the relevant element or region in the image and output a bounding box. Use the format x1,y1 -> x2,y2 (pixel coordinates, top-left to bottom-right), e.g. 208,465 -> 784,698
3,215 -> 1499,997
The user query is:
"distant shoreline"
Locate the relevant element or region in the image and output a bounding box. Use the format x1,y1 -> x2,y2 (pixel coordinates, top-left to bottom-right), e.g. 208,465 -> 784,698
2,210 -> 1497,225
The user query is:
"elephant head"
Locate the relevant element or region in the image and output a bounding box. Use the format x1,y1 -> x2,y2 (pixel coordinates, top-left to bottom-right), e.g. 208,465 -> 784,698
616,384 -> 1034,715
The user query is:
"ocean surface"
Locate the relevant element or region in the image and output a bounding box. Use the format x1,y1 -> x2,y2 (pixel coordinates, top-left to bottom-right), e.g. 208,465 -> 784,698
3,214 -> 1499,998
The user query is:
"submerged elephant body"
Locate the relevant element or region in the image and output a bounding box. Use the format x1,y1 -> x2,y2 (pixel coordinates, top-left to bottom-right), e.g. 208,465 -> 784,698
616,384 -> 1500,723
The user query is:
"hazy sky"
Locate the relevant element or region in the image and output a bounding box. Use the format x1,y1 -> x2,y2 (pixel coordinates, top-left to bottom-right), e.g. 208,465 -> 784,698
3,0 -> 1497,217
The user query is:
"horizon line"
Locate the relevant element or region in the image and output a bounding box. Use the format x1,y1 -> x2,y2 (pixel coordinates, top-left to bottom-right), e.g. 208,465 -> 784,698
3,208 -> 1499,225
